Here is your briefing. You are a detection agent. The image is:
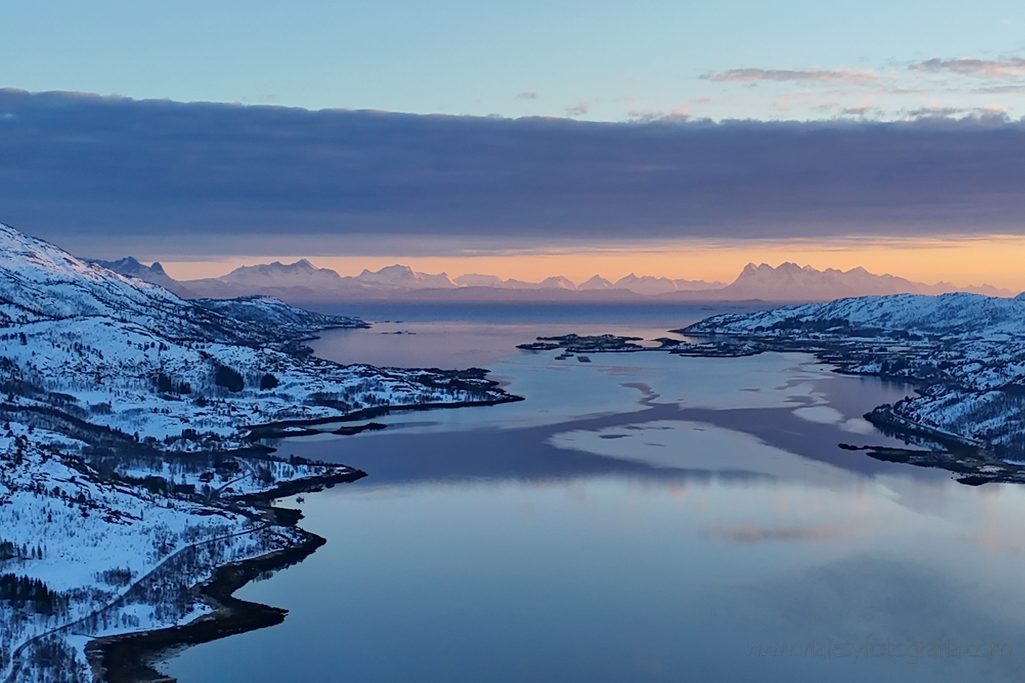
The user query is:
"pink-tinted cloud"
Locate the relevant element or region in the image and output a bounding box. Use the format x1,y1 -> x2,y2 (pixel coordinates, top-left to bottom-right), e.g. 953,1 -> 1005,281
705,68 -> 878,85
910,58 -> 1025,78
842,101 -> 874,116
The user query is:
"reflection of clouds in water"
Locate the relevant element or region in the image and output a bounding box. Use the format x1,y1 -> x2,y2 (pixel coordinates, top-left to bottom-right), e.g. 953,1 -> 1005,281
718,554 -> 1025,681
548,420 -> 856,486
841,417 -> 876,434
709,522 -> 861,543
793,406 -> 845,424
794,407 -> 879,435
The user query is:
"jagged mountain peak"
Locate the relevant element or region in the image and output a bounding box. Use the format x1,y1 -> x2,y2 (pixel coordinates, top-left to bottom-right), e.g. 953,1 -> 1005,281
539,276 -> 576,290
721,261 -> 1015,301
360,264 -> 415,278
215,259 -> 343,289
454,273 -> 506,287
357,264 -> 455,288
87,255 -> 185,294
578,275 -> 613,290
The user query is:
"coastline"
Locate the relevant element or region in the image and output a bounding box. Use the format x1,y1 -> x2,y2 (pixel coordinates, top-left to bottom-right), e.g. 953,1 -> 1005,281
77,387 -> 524,681
245,393 -> 525,439
521,331 -> 1021,484
681,335 -> 1025,483
85,469 -> 366,683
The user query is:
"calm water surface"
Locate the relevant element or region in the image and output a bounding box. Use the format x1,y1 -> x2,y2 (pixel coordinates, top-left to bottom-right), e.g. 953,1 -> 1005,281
164,307 -> 1025,683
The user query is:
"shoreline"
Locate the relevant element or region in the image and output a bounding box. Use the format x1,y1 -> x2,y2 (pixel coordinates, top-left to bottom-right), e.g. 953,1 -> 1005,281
245,393 -> 525,439
85,468 -> 366,683
523,331 -> 1020,483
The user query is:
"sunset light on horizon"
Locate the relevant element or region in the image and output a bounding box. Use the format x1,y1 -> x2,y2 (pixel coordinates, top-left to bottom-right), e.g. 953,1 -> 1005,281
159,234 -> 1025,292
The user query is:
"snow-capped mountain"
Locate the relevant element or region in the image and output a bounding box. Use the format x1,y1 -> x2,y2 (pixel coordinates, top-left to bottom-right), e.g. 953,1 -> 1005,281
195,295 -> 368,334
578,275 -> 613,290
537,276 -> 576,290
353,264 -> 455,289
713,262 -> 1014,301
0,224 -> 358,346
612,274 -> 679,295
580,274 -> 722,293
180,259 -> 347,298
87,256 -> 193,297
180,261 -> 455,298
671,277 -> 725,291
98,252 -> 1012,303
220,259 -> 343,287
453,273 -> 506,287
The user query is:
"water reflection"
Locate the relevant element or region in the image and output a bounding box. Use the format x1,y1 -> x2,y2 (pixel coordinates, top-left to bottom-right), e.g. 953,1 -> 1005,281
162,316 -> 1025,683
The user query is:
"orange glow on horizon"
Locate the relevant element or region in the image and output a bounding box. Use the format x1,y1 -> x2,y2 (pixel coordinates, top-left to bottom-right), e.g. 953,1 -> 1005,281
159,236 -> 1025,293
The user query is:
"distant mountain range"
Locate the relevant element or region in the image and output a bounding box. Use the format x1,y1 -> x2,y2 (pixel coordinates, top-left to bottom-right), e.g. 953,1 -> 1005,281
94,258 -> 1017,303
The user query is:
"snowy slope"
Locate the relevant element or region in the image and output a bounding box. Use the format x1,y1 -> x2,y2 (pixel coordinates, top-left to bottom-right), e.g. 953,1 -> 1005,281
687,292 -> 1025,340
0,224 -> 357,346
682,292 -> 1025,458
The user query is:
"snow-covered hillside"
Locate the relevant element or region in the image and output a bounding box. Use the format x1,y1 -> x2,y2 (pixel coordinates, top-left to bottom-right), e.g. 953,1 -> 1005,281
681,292 -> 1025,463
87,256 -> 193,297
0,224 -> 361,346
0,223 -> 517,682
686,291 -> 1025,340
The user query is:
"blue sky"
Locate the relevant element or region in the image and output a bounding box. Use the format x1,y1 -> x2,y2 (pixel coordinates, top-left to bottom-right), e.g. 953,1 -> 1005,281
6,1 -> 1025,121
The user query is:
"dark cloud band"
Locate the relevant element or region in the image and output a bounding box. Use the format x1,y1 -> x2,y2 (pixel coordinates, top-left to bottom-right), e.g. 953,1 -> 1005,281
1,89 -> 1023,257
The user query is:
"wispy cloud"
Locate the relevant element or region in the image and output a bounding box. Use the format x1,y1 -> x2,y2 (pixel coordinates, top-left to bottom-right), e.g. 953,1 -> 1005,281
910,58 -> 1025,78
515,91 -> 537,100
705,68 -> 878,85
840,101 -> 875,116
975,84 -> 1025,94
565,101 -> 594,117
626,105 -> 688,123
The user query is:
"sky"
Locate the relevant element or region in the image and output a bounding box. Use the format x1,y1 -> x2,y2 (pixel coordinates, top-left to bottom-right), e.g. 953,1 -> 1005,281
6,0 -> 1025,122
3,2 -> 1025,287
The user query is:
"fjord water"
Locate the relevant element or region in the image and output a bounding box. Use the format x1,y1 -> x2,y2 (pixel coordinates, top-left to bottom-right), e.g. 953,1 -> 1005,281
165,305 -> 1025,683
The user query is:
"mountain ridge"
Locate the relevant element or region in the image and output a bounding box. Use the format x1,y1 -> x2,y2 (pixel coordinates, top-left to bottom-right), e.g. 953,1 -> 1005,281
102,257 -> 1015,303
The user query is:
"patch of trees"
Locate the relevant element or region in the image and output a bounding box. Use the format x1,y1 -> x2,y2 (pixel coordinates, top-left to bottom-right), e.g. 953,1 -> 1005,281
1,540 -> 24,561
213,364 -> 244,392
306,392 -> 352,411
0,573 -> 68,615
259,373 -> 279,390
152,372 -> 192,395
95,567 -> 135,587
